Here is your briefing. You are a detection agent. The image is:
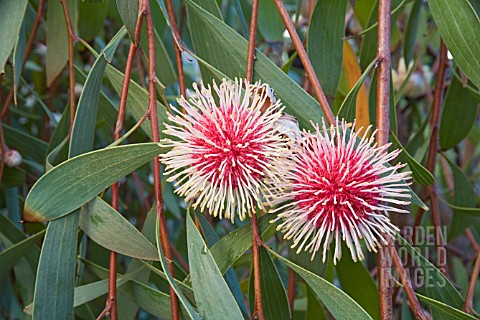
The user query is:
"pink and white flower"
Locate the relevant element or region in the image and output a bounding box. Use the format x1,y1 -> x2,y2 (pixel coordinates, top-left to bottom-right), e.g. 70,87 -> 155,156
270,120 -> 411,264
161,79 -> 290,222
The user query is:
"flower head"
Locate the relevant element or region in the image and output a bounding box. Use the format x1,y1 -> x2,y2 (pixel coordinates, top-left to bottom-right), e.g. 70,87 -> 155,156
4,150 -> 22,167
270,120 -> 411,264
161,79 -> 290,222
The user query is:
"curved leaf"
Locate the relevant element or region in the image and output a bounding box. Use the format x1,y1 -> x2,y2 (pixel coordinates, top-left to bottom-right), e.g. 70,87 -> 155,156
268,248 -> 373,320
187,213 -> 243,320
428,0 -> 480,88
24,143 -> 165,222
79,197 -> 158,260
0,0 -> 27,73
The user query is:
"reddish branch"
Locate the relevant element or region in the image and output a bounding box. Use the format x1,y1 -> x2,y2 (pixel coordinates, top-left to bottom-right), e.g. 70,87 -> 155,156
245,2 -> 265,318
165,0 -> 186,98
464,232 -> 480,314
144,1 -> 180,319
287,269 -> 295,312
59,0 -> 77,129
389,242 -> 427,319
375,0 -> 393,318
272,0 -> 335,126
98,7 -> 147,318
245,0 -> 259,82
1,0 -> 46,118
413,41 -> 449,275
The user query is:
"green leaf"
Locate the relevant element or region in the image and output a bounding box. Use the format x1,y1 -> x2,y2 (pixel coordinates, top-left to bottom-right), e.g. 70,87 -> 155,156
79,197 -> 158,260
186,0 -> 324,130
209,214 -> 274,275
249,247 -> 290,320
336,243 -> 380,319
443,155 -> 479,239
395,235 -> 464,309
195,211 -> 249,318
3,124 -> 47,164
186,213 -> 243,320
78,0 -> 108,41
1,167 -> 26,189
0,230 -> 45,280
24,143 -> 165,222
428,0 -> 480,88
403,0 -> 423,65
268,248 -> 373,320
25,269 -> 140,315
32,213 -> 80,320
155,215 -> 201,320
417,294 -> 476,319
338,58 -> 378,121
307,0 -> 348,100
440,76 -> 479,150
258,0 -> 284,42
306,286 -> 329,320
45,0 -> 76,86
0,0 -> 27,73
12,22 -> 26,105
390,131 -> 435,186
438,197 -> 480,216
115,0 -> 138,41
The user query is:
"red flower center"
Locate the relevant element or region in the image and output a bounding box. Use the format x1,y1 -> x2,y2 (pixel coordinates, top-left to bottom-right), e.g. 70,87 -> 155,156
191,105 -> 267,189
294,146 -> 379,227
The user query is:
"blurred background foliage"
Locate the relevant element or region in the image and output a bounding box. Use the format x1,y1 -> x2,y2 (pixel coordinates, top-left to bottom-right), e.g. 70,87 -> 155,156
0,0 -> 479,319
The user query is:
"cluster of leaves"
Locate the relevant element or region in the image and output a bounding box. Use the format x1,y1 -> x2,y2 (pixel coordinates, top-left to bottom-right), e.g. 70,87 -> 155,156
0,0 -> 479,319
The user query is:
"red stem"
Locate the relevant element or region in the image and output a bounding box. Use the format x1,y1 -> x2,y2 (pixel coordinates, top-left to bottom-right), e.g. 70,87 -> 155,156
272,0 -> 335,126
165,0 -> 186,98
464,232 -> 480,314
59,0 -> 76,130
144,1 -> 179,319
375,0 -> 393,318
246,0 -> 259,83
251,213 -> 265,320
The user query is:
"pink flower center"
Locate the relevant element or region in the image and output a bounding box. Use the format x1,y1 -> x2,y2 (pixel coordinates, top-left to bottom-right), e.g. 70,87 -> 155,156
191,105 -> 267,189
294,146 -> 379,227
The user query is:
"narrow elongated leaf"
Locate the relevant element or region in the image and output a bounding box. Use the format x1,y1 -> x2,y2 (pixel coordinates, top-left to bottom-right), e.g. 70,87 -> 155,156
249,247 -> 290,320
428,0 -> 480,88
336,243 -> 380,319
195,212 -> 249,318
0,230 -> 45,280
187,214 -> 243,320
78,0 -> 108,41
403,0 -> 423,65
307,0 -> 347,100
115,0 -> 138,41
209,214 -> 274,275
186,0 -> 324,130
45,0 -> 75,85
390,131 -> 435,186
25,269 -> 139,314
32,213 -> 80,320
155,215 -> 201,320
24,143 -> 165,222
79,197 -> 158,260
0,0 -> 28,73
258,0 -> 284,42
417,294 -> 476,320
13,22 -> 26,104
440,76 -> 479,150
1,167 -> 25,189
395,235 -> 464,308
338,58 -> 378,121
443,155 -> 479,239
69,27 -> 126,157
268,248 -> 372,320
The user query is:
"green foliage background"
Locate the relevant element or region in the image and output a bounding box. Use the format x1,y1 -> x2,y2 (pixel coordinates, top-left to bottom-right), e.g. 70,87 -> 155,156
0,0 -> 479,319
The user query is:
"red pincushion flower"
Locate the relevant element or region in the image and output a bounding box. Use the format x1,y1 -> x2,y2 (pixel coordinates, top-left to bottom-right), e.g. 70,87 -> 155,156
161,79 -> 290,222
270,120 -> 411,264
